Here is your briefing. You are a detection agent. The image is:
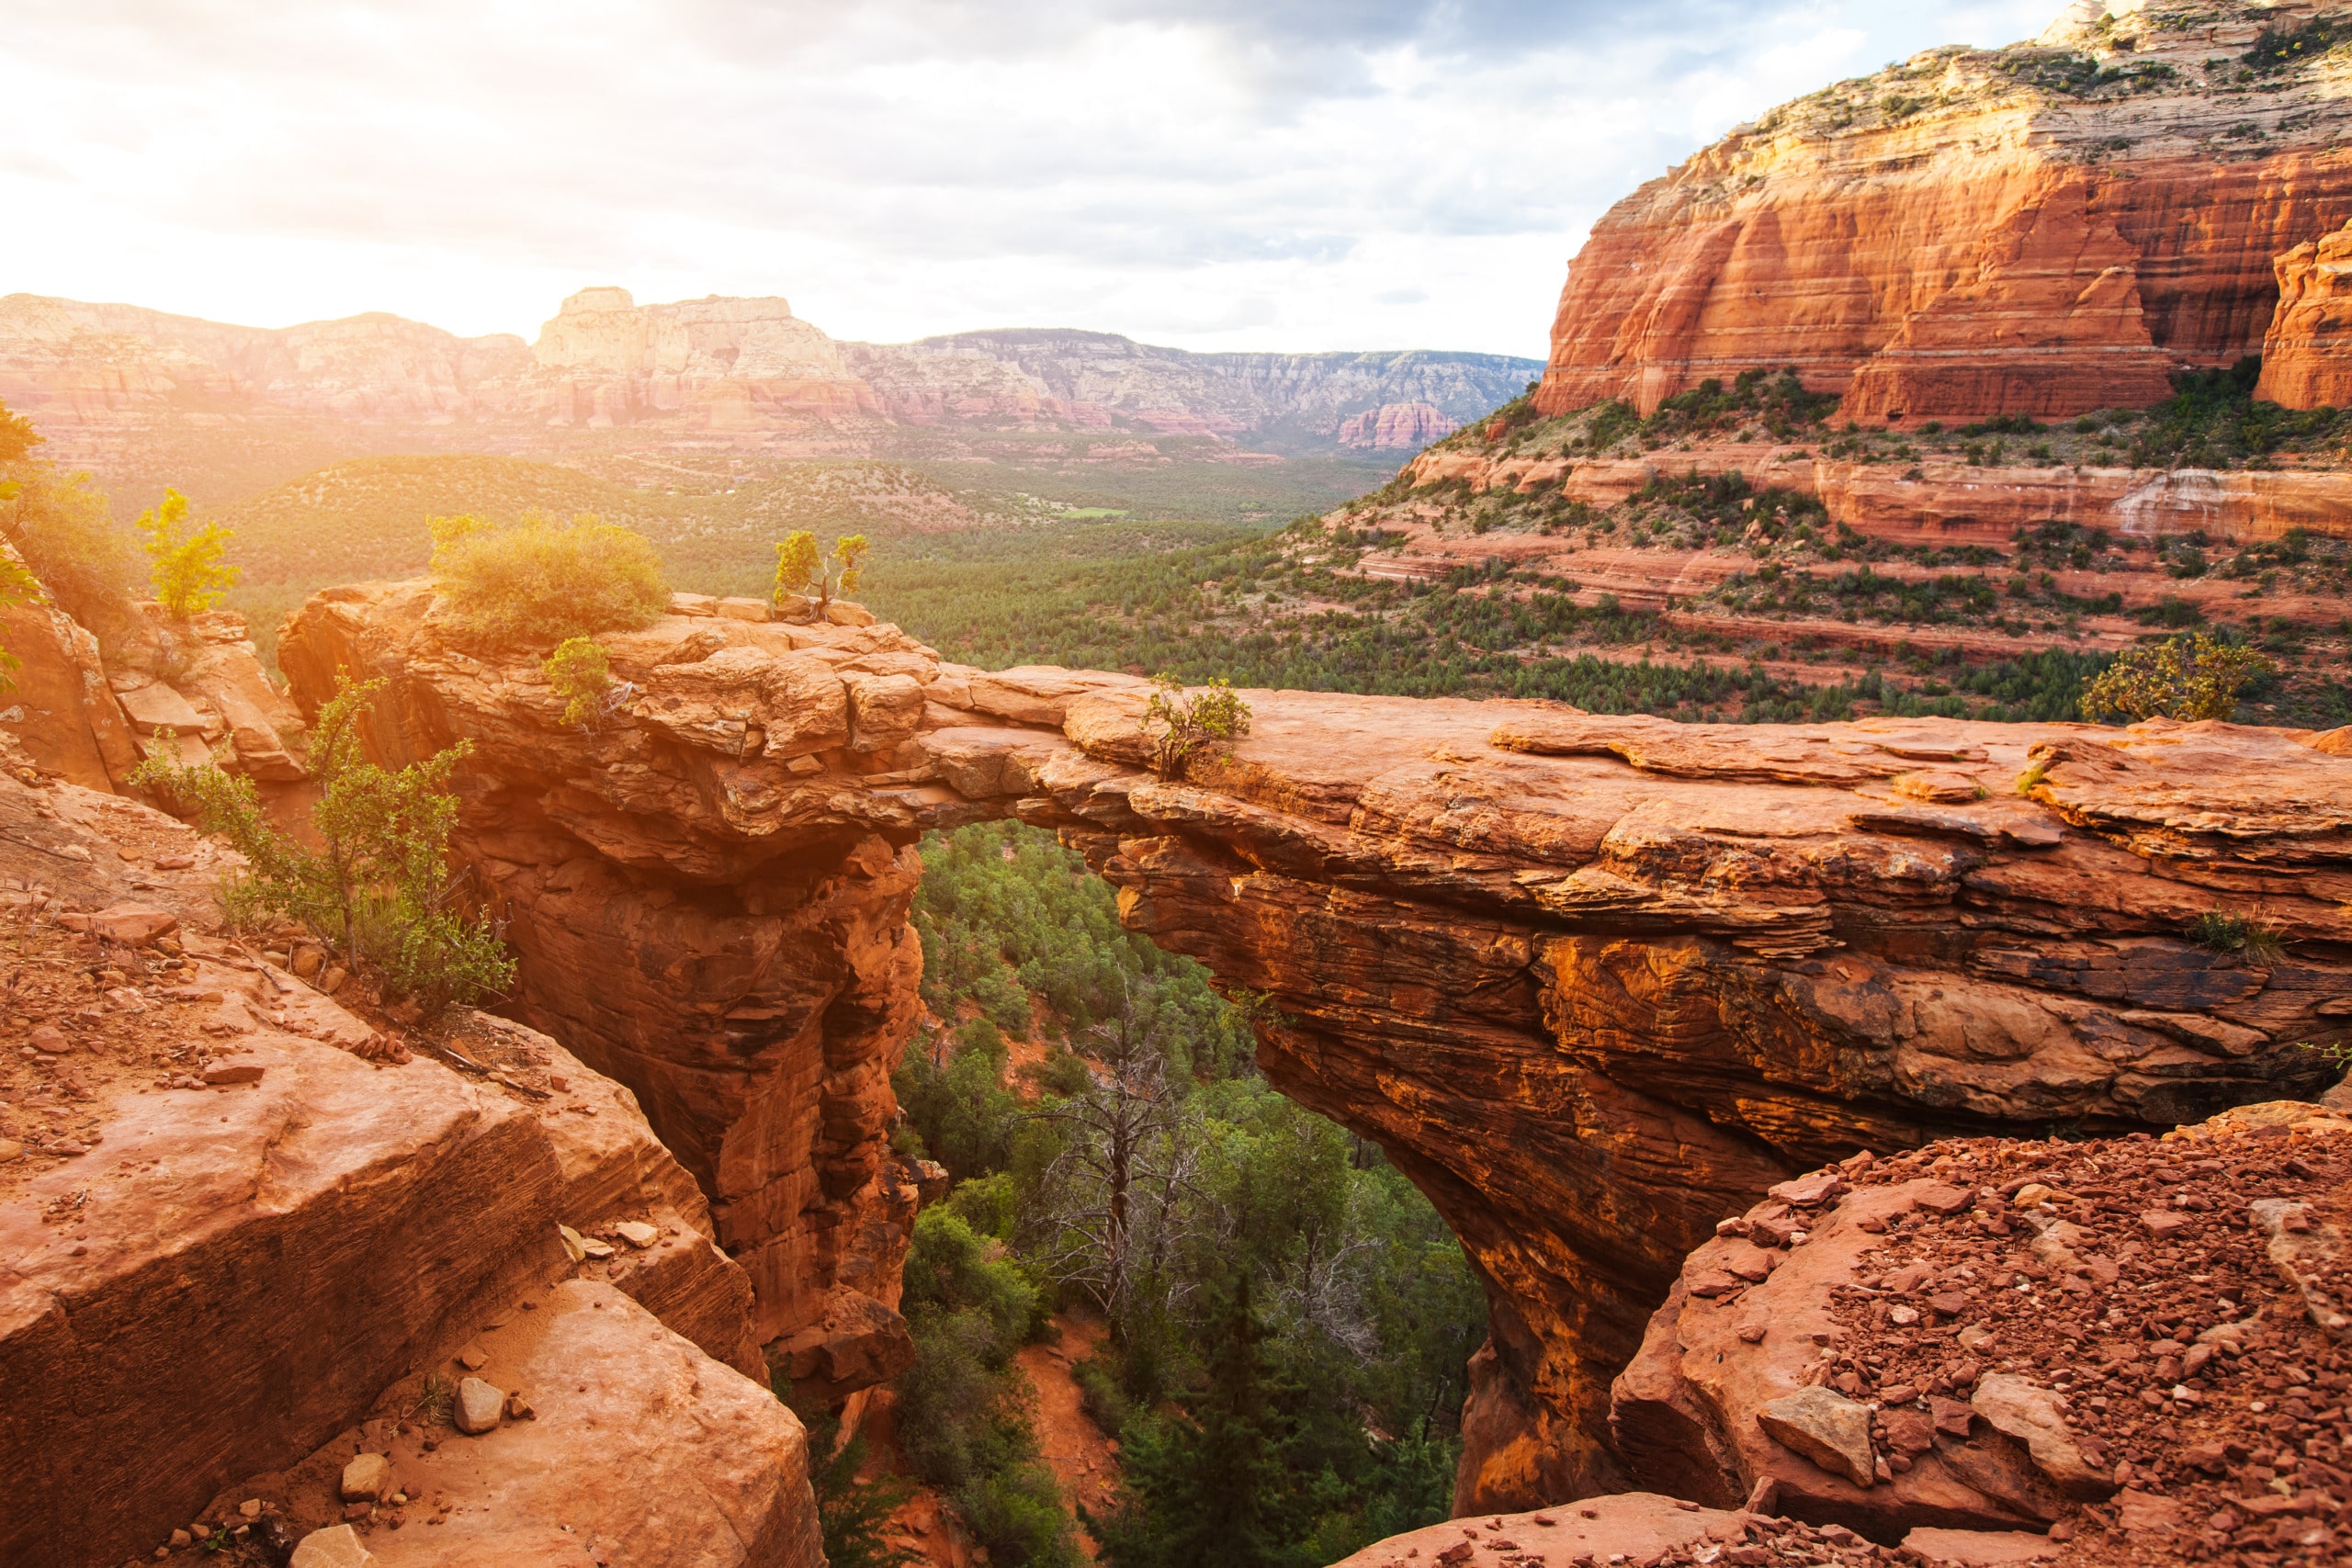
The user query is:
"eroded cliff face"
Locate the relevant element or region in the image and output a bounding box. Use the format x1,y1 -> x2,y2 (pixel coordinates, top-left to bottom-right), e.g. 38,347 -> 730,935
1535,0 -> 2352,422
279,583 -> 2352,1515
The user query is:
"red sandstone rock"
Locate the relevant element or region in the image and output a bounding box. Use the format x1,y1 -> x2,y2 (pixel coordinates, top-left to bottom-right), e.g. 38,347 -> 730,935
1532,6 -> 2352,423
1325,1493 -> 1739,1568
2257,216 -> 2352,410
280,583 -> 2352,1515
0,907 -> 773,1568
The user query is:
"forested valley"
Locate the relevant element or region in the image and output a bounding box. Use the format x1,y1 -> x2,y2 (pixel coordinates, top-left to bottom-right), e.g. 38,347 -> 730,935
807,822 -> 1487,1568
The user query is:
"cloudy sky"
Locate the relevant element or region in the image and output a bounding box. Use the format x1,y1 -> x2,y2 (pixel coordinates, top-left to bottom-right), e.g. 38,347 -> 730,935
6,0 -> 2056,356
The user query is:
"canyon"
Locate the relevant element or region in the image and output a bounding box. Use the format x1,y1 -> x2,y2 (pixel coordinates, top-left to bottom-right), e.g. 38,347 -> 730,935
0,286 -> 1538,472
1533,0 -> 2352,423
262,582 -> 2350,1529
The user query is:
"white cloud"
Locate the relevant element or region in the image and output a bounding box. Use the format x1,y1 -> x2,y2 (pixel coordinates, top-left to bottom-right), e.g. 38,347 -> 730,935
0,0 -> 2056,355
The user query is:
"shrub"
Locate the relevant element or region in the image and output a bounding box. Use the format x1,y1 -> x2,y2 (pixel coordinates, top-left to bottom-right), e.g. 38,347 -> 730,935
2,466 -> 135,646
541,636 -> 618,728
429,512 -> 668,647
0,549 -> 40,691
2188,910 -> 2288,963
1138,674 -> 1251,781
130,671 -> 514,1015
2080,631 -> 2275,723
136,488 -> 239,618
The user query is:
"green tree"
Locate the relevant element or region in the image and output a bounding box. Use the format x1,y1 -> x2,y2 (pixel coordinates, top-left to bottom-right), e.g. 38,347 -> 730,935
541,636 -> 616,728
130,671 -> 514,1014
2080,629 -> 2276,722
774,529 -> 871,610
0,399 -> 40,468
1138,674 -> 1250,782
429,512 -> 668,647
0,548 -> 42,692
135,487 -> 240,618
771,1391 -> 919,1568
1089,1285 -> 1292,1568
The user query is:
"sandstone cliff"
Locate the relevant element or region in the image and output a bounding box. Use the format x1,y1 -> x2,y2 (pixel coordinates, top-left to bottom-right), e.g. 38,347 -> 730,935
278,583 -> 2352,1517
1534,0 -> 2352,423
2258,214 -> 2352,408
0,750 -> 817,1568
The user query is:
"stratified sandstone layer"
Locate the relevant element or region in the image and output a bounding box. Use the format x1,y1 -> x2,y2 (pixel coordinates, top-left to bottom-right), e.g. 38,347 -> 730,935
0,761 -> 810,1568
281,583 -> 2352,1514
1535,1 -> 2352,422
2258,216 -> 2352,409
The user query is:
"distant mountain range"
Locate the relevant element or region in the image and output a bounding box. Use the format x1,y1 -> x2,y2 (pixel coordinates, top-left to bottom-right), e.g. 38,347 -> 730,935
0,287 -> 1540,459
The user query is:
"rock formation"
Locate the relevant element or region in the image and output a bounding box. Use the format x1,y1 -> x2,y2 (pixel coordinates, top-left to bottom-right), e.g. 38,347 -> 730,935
1403,439 -> 2352,546
0,750 -> 816,1568
1533,1 -> 2352,423
2258,216 -> 2352,409
0,288 -> 1541,460
277,582 -> 2352,1516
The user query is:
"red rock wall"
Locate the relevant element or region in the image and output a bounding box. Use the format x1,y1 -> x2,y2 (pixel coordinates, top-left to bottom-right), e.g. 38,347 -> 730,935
1532,30 -> 2352,422
2256,215 -> 2352,409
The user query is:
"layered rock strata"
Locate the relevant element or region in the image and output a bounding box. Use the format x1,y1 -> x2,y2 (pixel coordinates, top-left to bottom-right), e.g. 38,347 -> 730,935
1534,1 -> 2352,422
2258,216 -> 2352,410
281,583 -> 2352,1513
0,759 -> 811,1568
1405,440 -> 2352,545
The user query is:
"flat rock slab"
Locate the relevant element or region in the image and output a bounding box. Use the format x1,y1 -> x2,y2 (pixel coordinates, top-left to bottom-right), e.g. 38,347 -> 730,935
1902,1527 -> 2058,1565
361,1282 -> 820,1568
1328,1494 -> 1738,1567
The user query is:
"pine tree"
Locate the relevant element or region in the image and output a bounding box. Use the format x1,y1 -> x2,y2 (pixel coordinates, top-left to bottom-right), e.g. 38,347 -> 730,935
1089,1282 -> 1295,1568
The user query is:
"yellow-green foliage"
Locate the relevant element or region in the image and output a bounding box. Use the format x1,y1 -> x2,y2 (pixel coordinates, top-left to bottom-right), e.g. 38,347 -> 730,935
2081,630 -> 2276,723
542,636 -> 614,728
773,529 -> 870,607
430,512 -> 669,647
0,549 -> 42,692
1139,673 -> 1251,781
136,487 -> 240,618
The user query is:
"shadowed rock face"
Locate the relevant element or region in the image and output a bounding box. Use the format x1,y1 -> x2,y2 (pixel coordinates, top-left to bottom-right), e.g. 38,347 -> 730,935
280,582 -> 2352,1510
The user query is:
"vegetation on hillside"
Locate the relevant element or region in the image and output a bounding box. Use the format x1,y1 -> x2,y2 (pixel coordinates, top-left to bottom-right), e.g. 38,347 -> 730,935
879,822 -> 1483,1567
130,672 -> 514,1016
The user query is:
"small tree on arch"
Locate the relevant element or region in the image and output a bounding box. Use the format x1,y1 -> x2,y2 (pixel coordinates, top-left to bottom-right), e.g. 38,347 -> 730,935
1139,673 -> 1251,782
772,530 -> 870,611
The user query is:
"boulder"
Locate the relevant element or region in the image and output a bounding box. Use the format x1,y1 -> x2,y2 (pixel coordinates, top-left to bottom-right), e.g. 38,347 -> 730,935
1756,1388 -> 1876,1488
454,1378 -> 505,1436
1968,1375 -> 2113,1500
338,1453 -> 391,1503
288,1525 -> 374,1568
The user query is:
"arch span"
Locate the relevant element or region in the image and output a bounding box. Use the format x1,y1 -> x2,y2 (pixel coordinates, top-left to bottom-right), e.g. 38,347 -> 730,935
281,582 -> 2352,1511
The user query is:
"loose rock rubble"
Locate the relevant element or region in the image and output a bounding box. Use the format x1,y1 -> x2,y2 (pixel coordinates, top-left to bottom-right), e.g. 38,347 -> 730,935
1612,1098 -> 2352,1567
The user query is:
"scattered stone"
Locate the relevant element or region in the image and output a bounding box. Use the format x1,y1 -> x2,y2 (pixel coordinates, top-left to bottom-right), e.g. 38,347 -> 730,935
614,1220 -> 660,1248
340,1451 -> 391,1502
557,1223 -> 588,1262
1768,1171 -> 1849,1208
102,987 -> 146,1013
238,1499 -> 261,1519
1756,1386 -> 1877,1486
200,1059 -> 265,1086
1914,1182 -> 1974,1216
288,1525 -> 373,1567
2140,1210 -> 2192,1241
580,1235 -> 616,1260
454,1375 -> 505,1434
455,1341 -> 489,1371
2113,1488 -> 2184,1535
29,1025 -> 68,1053
87,904 -> 177,946
0,1140 -> 23,1164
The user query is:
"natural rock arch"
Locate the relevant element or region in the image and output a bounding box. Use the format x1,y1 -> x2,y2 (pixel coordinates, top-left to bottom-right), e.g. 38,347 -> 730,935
281,582 -> 2352,1510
